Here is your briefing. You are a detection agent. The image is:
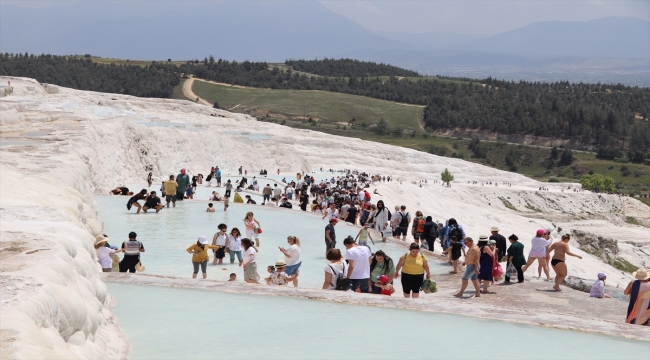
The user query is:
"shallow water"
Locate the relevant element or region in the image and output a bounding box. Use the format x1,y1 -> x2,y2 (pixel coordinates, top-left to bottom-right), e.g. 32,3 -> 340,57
96,195 -> 444,288
0,140 -> 43,147
107,283 -> 650,360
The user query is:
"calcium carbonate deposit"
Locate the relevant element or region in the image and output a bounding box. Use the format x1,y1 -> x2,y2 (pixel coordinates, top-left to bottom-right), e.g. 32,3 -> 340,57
1,77 -> 649,358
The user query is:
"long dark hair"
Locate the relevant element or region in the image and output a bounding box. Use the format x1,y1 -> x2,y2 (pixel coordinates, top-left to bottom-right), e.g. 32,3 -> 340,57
370,250 -> 393,275
241,238 -> 258,252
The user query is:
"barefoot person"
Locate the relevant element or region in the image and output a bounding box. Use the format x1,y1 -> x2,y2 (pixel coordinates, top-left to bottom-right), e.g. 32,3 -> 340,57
226,228 -> 243,265
442,236 -> 466,274
163,175 -> 178,208
240,238 -> 260,283
142,191 -> 163,213
244,212 -> 261,247
126,189 -> 148,213
590,272 -> 612,299
278,236 -> 301,287
187,236 -> 219,279
211,224 -> 228,265
395,243 -> 431,298
623,268 -> 650,325
521,229 -> 552,280
505,234 -> 526,283
454,237 -> 481,298
546,234 -> 582,291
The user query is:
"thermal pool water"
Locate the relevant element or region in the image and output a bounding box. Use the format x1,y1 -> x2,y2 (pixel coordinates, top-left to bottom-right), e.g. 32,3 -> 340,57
96,194 -> 447,288
107,283 -> 649,360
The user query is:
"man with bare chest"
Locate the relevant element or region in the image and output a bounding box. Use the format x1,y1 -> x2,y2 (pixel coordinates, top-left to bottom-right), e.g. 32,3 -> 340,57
454,237 -> 481,298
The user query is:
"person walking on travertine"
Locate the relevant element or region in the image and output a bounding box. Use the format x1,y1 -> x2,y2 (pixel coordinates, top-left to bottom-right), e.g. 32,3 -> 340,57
454,237 -> 481,298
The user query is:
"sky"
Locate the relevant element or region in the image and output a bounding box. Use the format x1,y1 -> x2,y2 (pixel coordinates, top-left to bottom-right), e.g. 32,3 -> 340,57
320,0 -> 649,34
3,0 -> 649,35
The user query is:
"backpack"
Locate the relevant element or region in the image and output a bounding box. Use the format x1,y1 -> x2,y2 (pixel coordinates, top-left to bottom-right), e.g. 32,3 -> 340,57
429,223 -> 439,239
329,263 -> 350,291
398,212 -> 410,228
415,218 -> 425,233
449,225 -> 463,241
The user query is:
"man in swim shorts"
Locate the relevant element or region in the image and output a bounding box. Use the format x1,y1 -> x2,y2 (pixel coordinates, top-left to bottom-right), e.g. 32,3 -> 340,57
454,237 -> 481,298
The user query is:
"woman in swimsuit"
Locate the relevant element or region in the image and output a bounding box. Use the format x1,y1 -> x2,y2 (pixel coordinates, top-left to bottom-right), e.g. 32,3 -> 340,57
546,234 -> 582,291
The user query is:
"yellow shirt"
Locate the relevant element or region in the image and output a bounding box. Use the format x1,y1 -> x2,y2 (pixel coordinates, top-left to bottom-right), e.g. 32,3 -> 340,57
401,253 -> 426,275
187,244 -> 219,263
164,180 -> 178,195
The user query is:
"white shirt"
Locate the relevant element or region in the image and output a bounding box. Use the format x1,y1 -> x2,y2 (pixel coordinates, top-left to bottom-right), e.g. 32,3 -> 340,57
227,235 -> 242,251
96,247 -> 115,268
244,247 -> 257,264
346,246 -> 371,280
286,186 -> 294,194
273,187 -> 282,196
285,244 -> 301,266
324,208 -> 339,219
530,236 -> 552,252
391,210 -> 400,226
340,204 -> 350,219
324,261 -> 348,290
214,232 -> 228,246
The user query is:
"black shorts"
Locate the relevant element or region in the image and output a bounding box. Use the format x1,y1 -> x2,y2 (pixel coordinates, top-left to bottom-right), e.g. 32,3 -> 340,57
214,247 -> 226,259
395,227 -> 408,236
401,272 -> 424,294
412,232 -> 423,240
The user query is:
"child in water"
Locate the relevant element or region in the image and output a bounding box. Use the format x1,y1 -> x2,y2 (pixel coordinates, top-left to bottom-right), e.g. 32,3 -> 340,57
442,236 -> 466,274
223,195 -> 230,211
354,223 -> 375,249
229,273 -> 237,281
206,203 -> 215,212
374,275 -> 395,296
185,184 -> 194,199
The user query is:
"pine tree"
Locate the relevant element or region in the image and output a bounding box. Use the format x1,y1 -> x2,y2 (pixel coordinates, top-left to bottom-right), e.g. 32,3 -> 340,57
213,101 -> 220,109
441,168 -> 454,187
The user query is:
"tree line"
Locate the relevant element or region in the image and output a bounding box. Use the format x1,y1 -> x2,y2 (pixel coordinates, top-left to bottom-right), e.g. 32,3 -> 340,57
2,54 -> 648,154
0,53 -> 180,98
284,58 -> 420,78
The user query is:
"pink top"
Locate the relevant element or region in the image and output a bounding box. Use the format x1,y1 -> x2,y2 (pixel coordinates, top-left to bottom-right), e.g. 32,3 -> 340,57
244,218 -> 256,230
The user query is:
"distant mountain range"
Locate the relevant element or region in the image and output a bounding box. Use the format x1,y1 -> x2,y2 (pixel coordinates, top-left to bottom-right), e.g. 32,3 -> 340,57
1,1 -> 648,85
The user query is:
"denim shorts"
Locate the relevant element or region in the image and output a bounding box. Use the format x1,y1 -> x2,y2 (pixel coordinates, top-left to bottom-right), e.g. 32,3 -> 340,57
350,278 -> 370,293
284,261 -> 301,276
229,250 -> 243,263
462,264 -> 478,281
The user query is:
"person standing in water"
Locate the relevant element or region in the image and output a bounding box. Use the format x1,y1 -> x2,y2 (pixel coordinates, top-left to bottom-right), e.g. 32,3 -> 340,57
546,234 -> 582,291
241,238 -> 260,283
119,232 -> 145,273
211,224 -> 228,265
215,166 -> 222,187
278,236 -> 302,287
187,236 -> 220,279
244,212 -> 261,247
163,175 -> 178,208
147,172 -> 153,187
176,168 -> 190,201
227,228 -> 243,265
126,189 -> 148,213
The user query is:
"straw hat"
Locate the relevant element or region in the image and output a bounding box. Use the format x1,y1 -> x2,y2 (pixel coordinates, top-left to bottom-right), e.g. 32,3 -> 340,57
275,260 -> 287,268
479,235 -> 488,240
632,268 -> 649,280
135,262 -> 145,272
491,226 -> 499,232
94,237 -> 109,247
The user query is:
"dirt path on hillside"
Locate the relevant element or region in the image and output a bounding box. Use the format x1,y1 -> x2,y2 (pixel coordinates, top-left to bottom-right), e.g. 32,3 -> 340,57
182,77 -> 212,106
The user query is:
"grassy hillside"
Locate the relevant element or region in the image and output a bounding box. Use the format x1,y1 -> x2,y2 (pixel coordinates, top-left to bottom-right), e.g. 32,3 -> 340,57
192,80 -> 424,130
188,80 -> 650,203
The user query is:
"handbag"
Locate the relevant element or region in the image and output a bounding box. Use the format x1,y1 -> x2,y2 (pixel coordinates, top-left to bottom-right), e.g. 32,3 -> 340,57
506,263 -> 517,279
492,256 -> 504,279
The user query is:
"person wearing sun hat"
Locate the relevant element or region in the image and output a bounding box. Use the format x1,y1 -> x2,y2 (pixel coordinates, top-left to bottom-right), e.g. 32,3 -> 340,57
489,226 -> 507,262
624,268 -> 650,325
589,272 -> 612,299
94,236 -> 123,272
186,236 -> 219,279
521,229 -> 553,280
266,260 -> 298,286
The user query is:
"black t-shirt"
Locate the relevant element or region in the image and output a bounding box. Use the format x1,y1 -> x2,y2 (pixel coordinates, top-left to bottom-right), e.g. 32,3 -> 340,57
144,196 -> 161,208
120,187 -> 129,195
247,199 -> 257,204
489,234 -> 507,257
450,242 -> 463,257
345,207 -> 358,223
325,224 -> 336,242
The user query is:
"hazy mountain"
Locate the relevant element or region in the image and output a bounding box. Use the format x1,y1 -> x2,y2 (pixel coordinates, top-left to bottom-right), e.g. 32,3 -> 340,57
0,2 -> 647,84
369,31 -> 486,50
0,1 -> 413,61
453,17 -> 650,58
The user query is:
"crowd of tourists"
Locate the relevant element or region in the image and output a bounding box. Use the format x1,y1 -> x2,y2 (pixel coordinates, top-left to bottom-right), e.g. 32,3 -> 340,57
103,166 -> 649,326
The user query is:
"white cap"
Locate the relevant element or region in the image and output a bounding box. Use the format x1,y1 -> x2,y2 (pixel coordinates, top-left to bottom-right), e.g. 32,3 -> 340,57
597,272 -> 607,279
198,236 -> 208,245
119,183 -> 124,187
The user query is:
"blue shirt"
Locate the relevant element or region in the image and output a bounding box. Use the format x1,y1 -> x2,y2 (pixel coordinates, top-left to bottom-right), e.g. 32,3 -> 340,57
215,170 -> 221,177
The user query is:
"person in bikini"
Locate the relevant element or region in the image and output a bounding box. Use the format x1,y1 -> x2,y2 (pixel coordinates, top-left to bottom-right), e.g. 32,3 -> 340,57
546,234 -> 582,291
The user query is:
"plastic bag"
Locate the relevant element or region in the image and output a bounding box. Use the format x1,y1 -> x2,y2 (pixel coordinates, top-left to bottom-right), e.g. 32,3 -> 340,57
506,263 -> 517,279
382,227 -> 393,238
421,278 -> 438,294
